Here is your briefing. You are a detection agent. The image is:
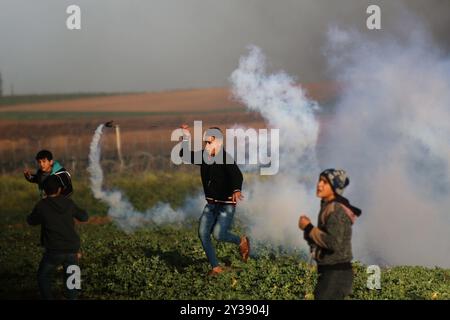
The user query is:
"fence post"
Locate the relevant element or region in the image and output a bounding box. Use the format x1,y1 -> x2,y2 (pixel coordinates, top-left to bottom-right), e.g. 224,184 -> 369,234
115,125 -> 125,171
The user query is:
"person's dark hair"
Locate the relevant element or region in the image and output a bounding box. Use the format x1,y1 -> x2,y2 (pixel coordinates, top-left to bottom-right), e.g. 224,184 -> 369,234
208,126 -> 222,133
42,175 -> 61,196
35,150 -> 53,161
205,127 -> 223,140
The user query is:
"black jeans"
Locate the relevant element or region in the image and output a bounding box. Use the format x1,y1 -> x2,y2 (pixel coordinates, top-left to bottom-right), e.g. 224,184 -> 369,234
37,252 -> 80,300
314,268 -> 353,300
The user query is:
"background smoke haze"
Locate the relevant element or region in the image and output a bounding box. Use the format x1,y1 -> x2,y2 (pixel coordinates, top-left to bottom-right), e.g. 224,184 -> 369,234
75,2 -> 450,267
88,124 -> 204,231
1,0 -> 450,94
321,25 -> 450,267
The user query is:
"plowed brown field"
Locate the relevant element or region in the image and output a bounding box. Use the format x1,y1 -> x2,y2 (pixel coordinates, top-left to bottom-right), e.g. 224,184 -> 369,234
0,84 -> 337,173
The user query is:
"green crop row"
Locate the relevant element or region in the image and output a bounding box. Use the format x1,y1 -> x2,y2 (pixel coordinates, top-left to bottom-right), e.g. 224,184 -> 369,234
0,173 -> 448,300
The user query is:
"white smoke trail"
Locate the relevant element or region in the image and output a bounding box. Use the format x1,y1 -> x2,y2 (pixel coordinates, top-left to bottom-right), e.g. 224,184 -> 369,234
87,30 -> 450,268
85,46 -> 321,249
322,27 -> 450,267
229,45 -> 321,250
87,124 -> 202,231
230,35 -> 450,268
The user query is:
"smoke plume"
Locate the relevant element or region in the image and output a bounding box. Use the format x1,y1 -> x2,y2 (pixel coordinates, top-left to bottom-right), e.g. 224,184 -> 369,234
321,26 -> 450,267
230,45 -> 321,251
230,28 -> 450,267
87,24 -> 450,267
87,124 -> 202,231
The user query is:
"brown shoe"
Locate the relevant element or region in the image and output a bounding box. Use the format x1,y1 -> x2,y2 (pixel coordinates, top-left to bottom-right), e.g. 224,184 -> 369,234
208,266 -> 226,276
239,236 -> 250,262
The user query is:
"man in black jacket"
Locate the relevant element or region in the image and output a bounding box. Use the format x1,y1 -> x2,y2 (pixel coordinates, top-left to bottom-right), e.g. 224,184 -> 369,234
180,124 -> 250,276
24,149 -> 73,198
27,175 -> 88,300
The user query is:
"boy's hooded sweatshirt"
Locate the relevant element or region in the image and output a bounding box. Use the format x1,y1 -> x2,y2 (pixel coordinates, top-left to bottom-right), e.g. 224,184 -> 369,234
26,161 -> 73,198
27,196 -> 88,253
303,196 -> 361,269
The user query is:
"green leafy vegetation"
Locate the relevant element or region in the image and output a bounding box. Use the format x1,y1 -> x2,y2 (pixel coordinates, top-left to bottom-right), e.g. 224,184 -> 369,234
0,173 -> 448,300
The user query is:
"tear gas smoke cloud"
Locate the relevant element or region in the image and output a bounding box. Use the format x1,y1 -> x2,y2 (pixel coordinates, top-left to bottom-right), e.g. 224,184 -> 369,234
321,26 -> 450,267
229,45 -> 321,251
87,124 -> 203,231
229,28 -> 450,267
87,25 -> 450,267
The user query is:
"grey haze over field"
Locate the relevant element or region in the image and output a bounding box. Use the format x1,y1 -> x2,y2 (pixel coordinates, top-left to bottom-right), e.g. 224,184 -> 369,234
0,0 -> 450,94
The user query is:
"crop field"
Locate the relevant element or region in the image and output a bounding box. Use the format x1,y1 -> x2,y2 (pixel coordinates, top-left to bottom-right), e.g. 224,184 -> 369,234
0,85 -> 338,173
0,88 -> 271,173
0,93 -> 122,107
0,86 -> 448,300
0,173 -> 449,300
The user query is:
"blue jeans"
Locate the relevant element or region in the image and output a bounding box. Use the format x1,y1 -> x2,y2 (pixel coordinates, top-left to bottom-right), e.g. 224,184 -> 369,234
198,203 -> 241,268
37,252 -> 80,300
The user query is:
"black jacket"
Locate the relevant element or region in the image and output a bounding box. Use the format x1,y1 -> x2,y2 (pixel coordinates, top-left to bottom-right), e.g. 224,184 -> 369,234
27,196 -> 88,253
25,161 -> 73,198
180,143 -> 243,203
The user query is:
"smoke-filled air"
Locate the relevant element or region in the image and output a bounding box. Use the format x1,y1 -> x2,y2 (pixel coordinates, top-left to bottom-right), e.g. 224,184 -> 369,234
87,124 -> 203,232
321,26 -> 450,268
87,26 -> 450,268
229,45 -> 321,252
230,28 -> 450,267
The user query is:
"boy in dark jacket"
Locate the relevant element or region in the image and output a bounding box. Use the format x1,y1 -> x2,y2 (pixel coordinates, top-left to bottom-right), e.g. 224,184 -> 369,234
27,175 -> 88,300
299,169 -> 361,300
24,149 -> 73,198
180,124 -> 250,276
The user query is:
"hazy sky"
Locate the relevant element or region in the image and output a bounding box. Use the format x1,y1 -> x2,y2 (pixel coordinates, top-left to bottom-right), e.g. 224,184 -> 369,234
1,0 -> 449,94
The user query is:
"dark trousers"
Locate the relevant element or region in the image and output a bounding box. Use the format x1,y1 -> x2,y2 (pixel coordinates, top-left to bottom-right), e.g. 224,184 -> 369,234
37,252 -> 79,300
314,268 -> 353,300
